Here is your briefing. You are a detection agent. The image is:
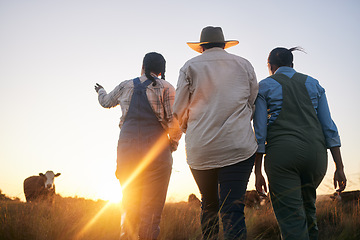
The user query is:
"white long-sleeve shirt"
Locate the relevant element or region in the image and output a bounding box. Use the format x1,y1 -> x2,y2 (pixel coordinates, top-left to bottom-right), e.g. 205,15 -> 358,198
173,48 -> 258,170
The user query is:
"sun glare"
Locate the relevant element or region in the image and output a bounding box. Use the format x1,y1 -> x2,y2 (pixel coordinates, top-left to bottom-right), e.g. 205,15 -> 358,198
97,180 -> 123,203
101,188 -> 123,203
76,133 -> 169,238
119,133 -> 169,193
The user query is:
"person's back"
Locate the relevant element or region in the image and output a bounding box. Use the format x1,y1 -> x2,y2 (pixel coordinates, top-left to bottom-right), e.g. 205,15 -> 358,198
253,47 -> 346,240
174,26 -> 259,239
95,52 -> 182,240
176,47 -> 257,169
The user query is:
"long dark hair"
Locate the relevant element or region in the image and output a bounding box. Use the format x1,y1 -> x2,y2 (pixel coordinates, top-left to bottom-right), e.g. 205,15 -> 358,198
268,47 -> 306,67
142,52 -> 166,86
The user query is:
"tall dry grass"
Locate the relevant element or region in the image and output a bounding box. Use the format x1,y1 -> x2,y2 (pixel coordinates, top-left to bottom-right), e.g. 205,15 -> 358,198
316,199 -> 360,240
0,194 -> 359,240
0,196 -> 121,240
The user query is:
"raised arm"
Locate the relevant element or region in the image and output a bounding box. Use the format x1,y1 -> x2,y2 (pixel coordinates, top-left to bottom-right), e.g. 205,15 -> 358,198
95,82 -> 125,108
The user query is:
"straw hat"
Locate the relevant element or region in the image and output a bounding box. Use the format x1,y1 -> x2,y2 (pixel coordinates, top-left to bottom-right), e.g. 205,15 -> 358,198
187,26 -> 239,53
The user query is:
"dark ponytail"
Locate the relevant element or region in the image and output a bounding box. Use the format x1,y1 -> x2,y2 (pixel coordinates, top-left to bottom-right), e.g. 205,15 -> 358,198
268,46 -> 306,67
142,52 -> 166,86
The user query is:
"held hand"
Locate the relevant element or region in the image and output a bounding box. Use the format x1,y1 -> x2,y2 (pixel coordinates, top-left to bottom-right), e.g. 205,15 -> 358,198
255,173 -> 268,196
334,168 -> 347,192
169,140 -> 178,153
95,83 -> 104,93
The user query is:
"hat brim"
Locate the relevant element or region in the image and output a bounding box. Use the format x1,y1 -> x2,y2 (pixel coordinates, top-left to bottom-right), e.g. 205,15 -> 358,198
187,40 -> 239,53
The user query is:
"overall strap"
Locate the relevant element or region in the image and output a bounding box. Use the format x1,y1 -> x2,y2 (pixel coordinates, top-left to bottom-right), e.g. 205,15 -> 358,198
269,72 -> 307,85
132,77 -> 154,89
133,77 -> 141,87
142,79 -> 153,88
267,71 -> 325,147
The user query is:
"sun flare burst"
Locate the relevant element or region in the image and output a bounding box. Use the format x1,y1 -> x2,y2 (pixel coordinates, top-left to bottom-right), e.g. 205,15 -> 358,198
75,133 -> 169,239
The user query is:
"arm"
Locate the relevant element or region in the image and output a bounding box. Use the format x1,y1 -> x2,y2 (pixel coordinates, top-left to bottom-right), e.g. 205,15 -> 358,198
254,153 -> 267,195
248,65 -> 259,118
173,68 -> 191,133
330,146 -> 346,192
163,85 -> 183,152
316,90 -> 346,191
95,82 -> 125,108
317,91 -> 341,148
253,83 -> 269,195
253,88 -> 268,154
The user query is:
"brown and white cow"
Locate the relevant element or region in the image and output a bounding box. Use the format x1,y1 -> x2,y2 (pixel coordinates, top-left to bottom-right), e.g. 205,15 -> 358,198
23,171 -> 61,202
188,193 -> 201,207
244,190 -> 269,209
330,190 -> 360,204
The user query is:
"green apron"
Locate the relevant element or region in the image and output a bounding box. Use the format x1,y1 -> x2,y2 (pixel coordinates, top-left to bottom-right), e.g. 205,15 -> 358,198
265,72 -> 327,240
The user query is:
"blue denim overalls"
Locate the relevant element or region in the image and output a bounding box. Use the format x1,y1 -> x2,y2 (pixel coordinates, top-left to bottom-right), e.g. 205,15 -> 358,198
116,78 -> 172,240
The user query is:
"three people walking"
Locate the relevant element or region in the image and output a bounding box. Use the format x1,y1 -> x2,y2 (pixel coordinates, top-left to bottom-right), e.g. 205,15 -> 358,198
95,27 -> 346,240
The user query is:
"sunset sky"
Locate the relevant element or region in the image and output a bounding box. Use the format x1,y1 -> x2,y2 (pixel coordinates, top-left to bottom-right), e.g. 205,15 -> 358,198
0,0 -> 359,202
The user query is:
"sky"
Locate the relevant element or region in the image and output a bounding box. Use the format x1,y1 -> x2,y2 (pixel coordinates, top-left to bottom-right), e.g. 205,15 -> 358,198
0,0 -> 359,202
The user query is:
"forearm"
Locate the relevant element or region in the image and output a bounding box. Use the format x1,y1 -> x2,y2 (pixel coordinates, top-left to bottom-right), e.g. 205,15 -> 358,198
98,90 -> 119,108
249,73 -> 259,107
330,146 -> 347,191
167,119 -> 182,146
173,73 -> 191,132
97,83 -> 124,108
330,146 -> 344,170
317,92 -> 341,147
253,95 -> 268,153
254,153 -> 264,175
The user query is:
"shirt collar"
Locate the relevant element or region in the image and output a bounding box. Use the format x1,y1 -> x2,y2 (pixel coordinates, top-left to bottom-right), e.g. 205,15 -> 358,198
274,66 -> 296,78
202,47 -> 226,54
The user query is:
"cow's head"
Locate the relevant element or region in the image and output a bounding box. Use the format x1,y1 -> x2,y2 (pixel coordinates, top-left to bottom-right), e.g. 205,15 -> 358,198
39,171 -> 61,190
330,192 -> 341,201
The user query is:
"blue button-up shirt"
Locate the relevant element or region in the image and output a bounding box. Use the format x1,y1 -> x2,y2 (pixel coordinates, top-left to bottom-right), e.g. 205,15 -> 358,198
253,67 -> 341,153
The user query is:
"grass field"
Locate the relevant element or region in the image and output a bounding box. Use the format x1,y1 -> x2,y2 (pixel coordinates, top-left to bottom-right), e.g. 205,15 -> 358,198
0,192 -> 359,240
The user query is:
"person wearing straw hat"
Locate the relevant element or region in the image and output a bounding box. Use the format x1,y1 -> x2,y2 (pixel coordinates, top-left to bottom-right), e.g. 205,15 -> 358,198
173,26 -> 258,240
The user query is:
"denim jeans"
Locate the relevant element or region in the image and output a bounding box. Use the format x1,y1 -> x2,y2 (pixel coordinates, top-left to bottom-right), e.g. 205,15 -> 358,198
191,154 -> 255,240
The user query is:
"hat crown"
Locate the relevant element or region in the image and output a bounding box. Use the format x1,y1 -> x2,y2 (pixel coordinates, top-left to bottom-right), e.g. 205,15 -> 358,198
200,26 -> 225,43
187,26 -> 239,53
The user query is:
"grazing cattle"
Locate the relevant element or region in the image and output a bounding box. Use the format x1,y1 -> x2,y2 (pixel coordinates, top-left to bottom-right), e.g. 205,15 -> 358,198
188,193 -> 201,207
244,190 -> 261,208
244,190 -> 269,209
330,190 -> 360,204
23,171 -> 61,202
188,191 -> 269,209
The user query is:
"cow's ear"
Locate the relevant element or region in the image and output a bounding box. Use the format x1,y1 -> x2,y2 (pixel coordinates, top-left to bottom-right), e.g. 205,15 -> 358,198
55,173 -> 61,177
39,173 -> 44,176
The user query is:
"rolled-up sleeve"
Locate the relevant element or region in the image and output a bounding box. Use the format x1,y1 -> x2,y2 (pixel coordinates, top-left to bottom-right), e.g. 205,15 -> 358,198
317,91 -> 341,148
253,84 -> 268,153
